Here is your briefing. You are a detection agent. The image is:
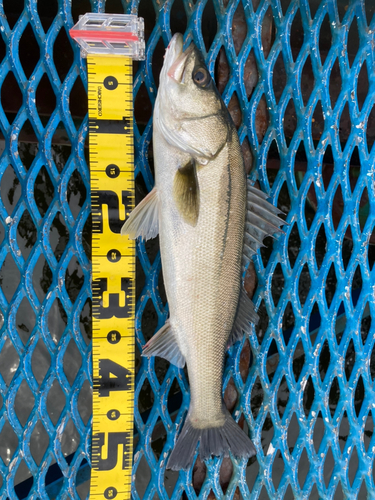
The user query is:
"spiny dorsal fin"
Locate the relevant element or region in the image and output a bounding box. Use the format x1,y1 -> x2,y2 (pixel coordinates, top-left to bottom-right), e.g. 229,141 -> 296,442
228,288 -> 259,347
121,187 -> 159,240
142,320 -> 185,368
173,159 -> 199,226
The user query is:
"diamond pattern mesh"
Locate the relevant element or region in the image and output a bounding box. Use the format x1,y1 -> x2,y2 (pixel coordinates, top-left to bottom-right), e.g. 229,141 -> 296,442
0,0 -> 374,499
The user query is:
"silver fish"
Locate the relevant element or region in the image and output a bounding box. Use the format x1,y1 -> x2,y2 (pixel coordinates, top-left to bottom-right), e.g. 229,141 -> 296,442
122,33 -> 285,470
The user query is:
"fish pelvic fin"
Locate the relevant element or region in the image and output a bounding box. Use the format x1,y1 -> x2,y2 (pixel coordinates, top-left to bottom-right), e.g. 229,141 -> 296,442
173,159 -> 199,226
228,288 -> 259,347
142,320 -> 185,368
167,408 -> 256,471
121,187 -> 159,240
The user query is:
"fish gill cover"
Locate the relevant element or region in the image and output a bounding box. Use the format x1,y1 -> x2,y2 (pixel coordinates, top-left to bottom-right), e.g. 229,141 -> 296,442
0,0 -> 374,499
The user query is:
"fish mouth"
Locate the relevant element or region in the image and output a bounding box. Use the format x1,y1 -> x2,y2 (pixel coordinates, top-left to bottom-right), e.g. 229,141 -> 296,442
164,33 -> 193,83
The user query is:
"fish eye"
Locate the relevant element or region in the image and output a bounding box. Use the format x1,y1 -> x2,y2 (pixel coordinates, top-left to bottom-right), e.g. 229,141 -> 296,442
193,68 -> 211,87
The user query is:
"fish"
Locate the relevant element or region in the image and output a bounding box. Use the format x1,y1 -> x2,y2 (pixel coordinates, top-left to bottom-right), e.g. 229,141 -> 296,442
121,33 -> 286,470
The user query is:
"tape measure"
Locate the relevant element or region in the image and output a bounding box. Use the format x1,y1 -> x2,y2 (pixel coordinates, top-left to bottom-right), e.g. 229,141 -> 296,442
70,14 -> 145,499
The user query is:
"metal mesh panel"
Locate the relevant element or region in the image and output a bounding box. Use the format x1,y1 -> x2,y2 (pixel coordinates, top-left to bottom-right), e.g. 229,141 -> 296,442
0,0 -> 374,499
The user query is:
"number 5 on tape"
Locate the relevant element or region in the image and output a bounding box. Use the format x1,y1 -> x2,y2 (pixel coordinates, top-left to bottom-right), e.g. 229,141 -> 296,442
70,13 -> 145,500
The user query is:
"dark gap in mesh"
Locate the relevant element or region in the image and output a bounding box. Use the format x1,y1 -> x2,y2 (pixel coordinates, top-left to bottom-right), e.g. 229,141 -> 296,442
227,93 -> 242,131
138,0 -> 155,44
0,32 -> 5,65
329,58 -> 342,109
276,376 -> 289,418
151,418 -> 167,459
319,340 -> 330,382
304,182 -> 317,230
368,231 -> 375,269
16,297 -> 36,345
231,0 -> 247,57
14,460 -> 33,500
334,482 -> 344,500
297,447 -> 310,488
348,446 -> 359,486
308,0 -> 320,19
354,376 -> 364,417
251,376 -> 263,419
63,338 -> 82,386
290,9 -> 303,61
277,181 -> 291,214
69,76 -> 87,128
167,378 -> 183,420
1,72 -> 23,124
329,377 -> 340,417
19,126 -> 38,163
36,73 -> 56,127
0,253 -> 20,302
134,82 -> 153,131
164,468 -> 179,499
145,235 -> 159,266
347,16 -> 359,67
339,101 -> 351,150
322,143 -> 333,191
48,297 -> 67,345
309,301 -> 321,332
138,378 -> 154,422
239,338 -> 252,383
61,419 -> 80,463
141,297 -> 159,342
312,100 -> 324,141
19,23 -> 40,79
313,411 -> 324,453
37,0 -> 58,32
67,169 -> 86,220
324,447 -> 334,487
261,7 -> 274,59
273,52 -> 286,104
344,338 -> 355,381
32,338 -> 51,386
0,420 -> 18,465
358,187 -> 369,232
282,301 -> 295,342
32,255 -> 53,302
157,268 -> 167,307
201,0 -> 217,53
287,412 -> 299,452
358,482 -> 367,499
14,379 -> 34,426
47,379 -> 65,425
147,138 -> 155,180
261,412 -> 274,455
18,208 -> 38,260
339,411 -> 349,453
71,0 -> 92,24
335,301 -> 346,346
79,297 -> 91,345
1,164 -> 21,215
351,265 -> 362,307
293,339 -> 305,382
3,0 -> 22,29
30,420 -> 49,465
82,213 -> 92,262
319,13 -> 331,65
361,306 -> 371,345
332,184 -> 344,230
255,299 -> 269,344
364,1 -> 375,26
255,94 -> 269,144
154,356 -> 169,385
284,98 -> 297,142
287,222 -> 301,269
367,102 -> 375,152
267,339 -> 279,383
315,224 -> 327,270
34,165 -> 54,218
170,0 -> 187,35
266,139 -> 280,188
134,454 -> 151,498
65,256 -> 84,304
49,212 -> 69,262
216,46 -> 230,95
348,145 -> 360,193
301,56 -> 314,106
357,60 -> 369,112
51,129 -> 71,170
364,411 -> 373,452
294,141 -> 307,190
242,136 -> 253,174
271,449 -> 284,490
53,28 -> 75,81
298,263 -> 311,307
271,262 -> 284,307
224,378 -> 238,412
104,0 -> 124,13
303,375 -> 315,417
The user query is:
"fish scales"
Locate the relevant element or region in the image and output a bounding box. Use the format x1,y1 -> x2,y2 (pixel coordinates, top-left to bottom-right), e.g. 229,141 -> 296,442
122,33 -> 286,470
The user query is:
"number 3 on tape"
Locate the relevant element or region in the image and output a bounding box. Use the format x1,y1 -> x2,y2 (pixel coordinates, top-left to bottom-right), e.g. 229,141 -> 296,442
70,13 -> 145,500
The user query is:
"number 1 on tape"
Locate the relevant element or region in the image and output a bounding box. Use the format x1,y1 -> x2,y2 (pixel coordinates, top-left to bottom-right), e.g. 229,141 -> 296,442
70,14 -> 145,499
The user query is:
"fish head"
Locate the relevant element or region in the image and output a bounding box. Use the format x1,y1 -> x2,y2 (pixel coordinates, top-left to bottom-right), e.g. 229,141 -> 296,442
155,33 -> 230,163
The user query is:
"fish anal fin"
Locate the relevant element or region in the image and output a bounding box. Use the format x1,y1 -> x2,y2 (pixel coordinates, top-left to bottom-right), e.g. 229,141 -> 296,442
121,187 -> 159,240
173,159 -> 199,226
142,320 -> 185,368
228,289 -> 259,347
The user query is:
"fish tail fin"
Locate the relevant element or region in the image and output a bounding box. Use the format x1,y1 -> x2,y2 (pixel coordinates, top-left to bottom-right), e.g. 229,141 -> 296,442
167,410 -> 256,471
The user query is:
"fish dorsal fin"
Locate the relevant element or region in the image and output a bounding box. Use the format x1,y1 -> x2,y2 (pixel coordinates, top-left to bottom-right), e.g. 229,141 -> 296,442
121,187 -> 159,240
228,288 -> 259,347
173,159 -> 199,226
242,182 -> 286,270
142,320 -> 185,368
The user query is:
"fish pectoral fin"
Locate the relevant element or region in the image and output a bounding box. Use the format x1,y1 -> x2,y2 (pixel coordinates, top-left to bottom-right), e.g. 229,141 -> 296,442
142,320 -> 185,368
228,288 -> 259,347
173,159 -> 199,226
121,187 -> 159,240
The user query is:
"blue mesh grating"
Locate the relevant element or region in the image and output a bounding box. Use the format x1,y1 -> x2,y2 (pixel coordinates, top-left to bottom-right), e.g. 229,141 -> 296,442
0,0 -> 374,499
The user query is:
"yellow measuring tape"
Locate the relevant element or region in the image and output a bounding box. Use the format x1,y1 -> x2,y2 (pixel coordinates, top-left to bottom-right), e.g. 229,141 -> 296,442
70,13 -> 145,499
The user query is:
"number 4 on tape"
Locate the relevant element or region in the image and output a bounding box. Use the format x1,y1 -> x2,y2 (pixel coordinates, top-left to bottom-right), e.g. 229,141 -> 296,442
70,13 -> 145,500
